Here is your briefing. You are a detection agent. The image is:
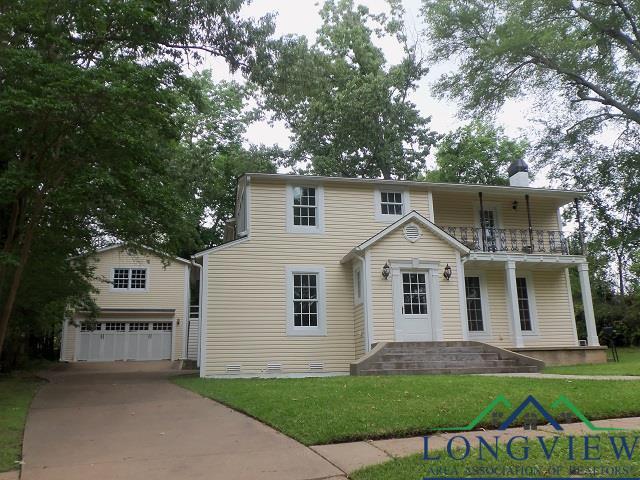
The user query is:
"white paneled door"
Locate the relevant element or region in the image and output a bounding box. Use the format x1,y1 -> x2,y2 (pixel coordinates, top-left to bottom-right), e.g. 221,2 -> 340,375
77,321 -> 172,361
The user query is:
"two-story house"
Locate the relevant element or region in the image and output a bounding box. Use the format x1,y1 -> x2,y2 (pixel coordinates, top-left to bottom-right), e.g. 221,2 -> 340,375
60,245 -> 200,363
193,161 -> 606,377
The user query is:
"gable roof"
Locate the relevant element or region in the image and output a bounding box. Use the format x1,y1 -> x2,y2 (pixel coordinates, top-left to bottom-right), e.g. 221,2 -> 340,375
340,211 -> 470,264
85,243 -> 194,266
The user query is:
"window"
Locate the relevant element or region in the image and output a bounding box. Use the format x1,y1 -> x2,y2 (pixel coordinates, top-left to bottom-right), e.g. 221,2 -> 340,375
152,322 -> 172,331
479,209 -> 499,250
81,322 -> 101,332
112,268 -> 147,291
104,322 -> 125,331
381,192 -> 403,215
353,265 -> 363,305
465,277 -> 484,332
286,266 -> 326,336
516,277 -> 533,331
402,273 -> 428,315
374,189 -> 410,221
128,322 -> 149,331
287,185 -> 324,233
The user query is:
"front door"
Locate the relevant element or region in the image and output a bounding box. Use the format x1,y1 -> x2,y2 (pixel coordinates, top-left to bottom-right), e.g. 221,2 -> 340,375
394,271 -> 432,341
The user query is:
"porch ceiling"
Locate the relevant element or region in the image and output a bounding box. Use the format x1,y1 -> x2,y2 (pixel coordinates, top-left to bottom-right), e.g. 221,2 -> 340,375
463,252 -> 587,270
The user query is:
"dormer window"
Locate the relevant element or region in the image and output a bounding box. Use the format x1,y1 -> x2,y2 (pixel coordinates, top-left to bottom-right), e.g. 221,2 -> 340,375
287,184 -> 324,233
374,189 -> 410,221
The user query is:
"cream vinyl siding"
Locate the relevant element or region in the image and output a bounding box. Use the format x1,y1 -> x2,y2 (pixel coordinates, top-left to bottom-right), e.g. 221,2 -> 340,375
433,191 -> 561,231
60,320 -> 77,361
354,302 -> 365,358
469,267 -> 577,348
368,224 -> 462,342
203,182 -> 433,376
69,247 -> 189,359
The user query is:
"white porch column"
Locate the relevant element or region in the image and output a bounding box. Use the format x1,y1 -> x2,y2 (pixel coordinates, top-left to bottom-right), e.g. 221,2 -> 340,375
505,261 -> 524,348
578,263 -> 600,346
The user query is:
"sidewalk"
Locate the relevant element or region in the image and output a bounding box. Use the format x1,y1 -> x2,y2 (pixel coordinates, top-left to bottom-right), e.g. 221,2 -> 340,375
310,416 -> 640,474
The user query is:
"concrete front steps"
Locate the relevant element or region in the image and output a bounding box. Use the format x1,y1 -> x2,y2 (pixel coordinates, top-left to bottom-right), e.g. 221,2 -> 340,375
350,341 -> 544,376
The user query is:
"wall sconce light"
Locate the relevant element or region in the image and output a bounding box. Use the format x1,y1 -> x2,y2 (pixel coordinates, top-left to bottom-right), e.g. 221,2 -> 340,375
382,262 -> 391,280
443,264 -> 452,281
512,200 -> 518,210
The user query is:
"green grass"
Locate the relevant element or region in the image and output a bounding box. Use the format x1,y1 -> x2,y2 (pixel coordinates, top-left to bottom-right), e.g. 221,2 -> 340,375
351,433 -> 640,479
545,347 -> 640,376
174,374 -> 640,445
0,376 -> 43,472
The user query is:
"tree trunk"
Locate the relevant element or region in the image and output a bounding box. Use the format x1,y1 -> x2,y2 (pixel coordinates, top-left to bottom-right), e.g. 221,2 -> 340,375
617,251 -> 625,298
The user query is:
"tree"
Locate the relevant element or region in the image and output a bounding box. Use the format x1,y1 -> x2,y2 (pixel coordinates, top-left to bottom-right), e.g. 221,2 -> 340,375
0,1 -> 274,358
427,122 -> 528,185
421,0 -> 640,136
253,0 -> 438,179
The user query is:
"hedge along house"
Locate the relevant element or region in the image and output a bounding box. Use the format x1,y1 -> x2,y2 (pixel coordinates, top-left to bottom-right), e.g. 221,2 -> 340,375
192,161 -> 606,378
61,245 -> 201,363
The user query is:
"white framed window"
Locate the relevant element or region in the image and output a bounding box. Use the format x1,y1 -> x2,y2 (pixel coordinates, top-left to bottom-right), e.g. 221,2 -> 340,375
516,274 -> 538,334
111,268 -> 147,291
286,185 -> 324,233
402,272 -> 428,315
353,265 -> 363,305
374,189 -> 410,221
285,265 -> 326,336
464,274 -> 491,335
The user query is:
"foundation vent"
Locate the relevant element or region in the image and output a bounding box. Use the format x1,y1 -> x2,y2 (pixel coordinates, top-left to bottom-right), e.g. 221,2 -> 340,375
403,223 -> 421,243
309,362 -> 324,371
226,364 -> 241,374
266,363 -> 282,373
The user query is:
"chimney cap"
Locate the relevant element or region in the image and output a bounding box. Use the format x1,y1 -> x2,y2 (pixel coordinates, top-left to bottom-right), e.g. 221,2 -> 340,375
508,158 -> 529,177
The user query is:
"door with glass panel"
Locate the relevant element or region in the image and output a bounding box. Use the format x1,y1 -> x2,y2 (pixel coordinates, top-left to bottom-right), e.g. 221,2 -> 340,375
394,271 -> 432,341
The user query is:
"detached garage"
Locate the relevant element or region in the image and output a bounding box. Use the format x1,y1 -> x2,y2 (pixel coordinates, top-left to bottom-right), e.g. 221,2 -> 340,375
61,245 -> 200,363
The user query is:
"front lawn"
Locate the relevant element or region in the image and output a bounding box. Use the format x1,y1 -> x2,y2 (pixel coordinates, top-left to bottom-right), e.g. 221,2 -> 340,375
174,375 -> 640,445
0,376 -> 43,472
351,433 -> 640,479
544,347 -> 640,376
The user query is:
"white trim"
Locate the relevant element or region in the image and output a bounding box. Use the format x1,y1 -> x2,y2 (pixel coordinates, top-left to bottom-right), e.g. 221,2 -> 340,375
427,191 -> 435,222
374,188 -> 411,222
565,267 -> 579,345
192,236 -> 250,258
341,211 -> 470,263
353,263 -> 364,305
60,317 -> 68,361
466,252 -> 586,265
236,178 -> 249,237
364,251 -> 374,351
286,184 -> 325,234
86,244 -> 192,265
199,254 -> 208,375
456,251 -> 469,341
285,265 -> 327,336
505,261 -> 525,348
182,265 -> 190,359
463,270 -> 492,338
110,267 -> 149,292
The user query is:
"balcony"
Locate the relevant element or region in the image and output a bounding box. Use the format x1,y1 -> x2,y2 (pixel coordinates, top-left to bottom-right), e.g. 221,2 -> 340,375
438,226 -> 570,255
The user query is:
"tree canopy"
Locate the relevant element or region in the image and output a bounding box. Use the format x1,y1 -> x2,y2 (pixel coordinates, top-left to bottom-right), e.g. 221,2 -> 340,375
252,0 -> 438,179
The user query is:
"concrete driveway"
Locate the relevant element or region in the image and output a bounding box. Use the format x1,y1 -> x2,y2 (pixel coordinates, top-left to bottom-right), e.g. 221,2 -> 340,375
21,362 -> 344,480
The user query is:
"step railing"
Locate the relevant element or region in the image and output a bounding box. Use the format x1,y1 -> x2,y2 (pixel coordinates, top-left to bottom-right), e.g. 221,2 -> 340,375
438,226 -> 570,255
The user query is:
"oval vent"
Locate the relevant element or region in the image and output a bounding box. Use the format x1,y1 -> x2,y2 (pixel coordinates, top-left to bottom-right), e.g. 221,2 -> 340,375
403,223 -> 421,242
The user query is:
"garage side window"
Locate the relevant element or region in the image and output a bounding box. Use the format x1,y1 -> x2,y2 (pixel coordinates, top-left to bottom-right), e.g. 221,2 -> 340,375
112,268 -> 147,291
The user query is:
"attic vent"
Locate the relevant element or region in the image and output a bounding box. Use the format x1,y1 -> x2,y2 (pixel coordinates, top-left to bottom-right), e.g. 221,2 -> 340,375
226,364 -> 241,374
403,223 -> 421,243
309,362 -> 324,371
266,363 -> 282,373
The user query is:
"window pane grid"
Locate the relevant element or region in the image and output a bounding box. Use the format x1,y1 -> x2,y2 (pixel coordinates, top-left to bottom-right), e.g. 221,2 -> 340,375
381,191 -> 403,215
293,273 -> 319,327
293,187 -> 317,226
402,273 -> 428,315
516,277 -> 533,331
152,322 -> 172,331
465,276 -> 484,332
113,268 -> 129,289
105,322 -> 125,331
130,269 -> 146,289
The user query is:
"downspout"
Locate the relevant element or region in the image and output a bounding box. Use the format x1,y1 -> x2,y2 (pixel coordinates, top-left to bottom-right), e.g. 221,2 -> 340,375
525,194 -> 534,251
479,192 -> 487,252
359,254 -> 370,354
574,198 -> 585,255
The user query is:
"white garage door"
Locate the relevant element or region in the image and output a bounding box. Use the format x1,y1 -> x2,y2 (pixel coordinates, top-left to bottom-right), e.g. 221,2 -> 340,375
77,321 -> 172,361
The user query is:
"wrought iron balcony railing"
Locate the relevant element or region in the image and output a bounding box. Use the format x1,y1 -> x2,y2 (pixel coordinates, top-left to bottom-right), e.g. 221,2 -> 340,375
438,226 -> 570,255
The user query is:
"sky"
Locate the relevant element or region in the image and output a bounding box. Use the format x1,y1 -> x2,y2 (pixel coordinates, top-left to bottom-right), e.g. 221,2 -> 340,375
203,0 -> 545,185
